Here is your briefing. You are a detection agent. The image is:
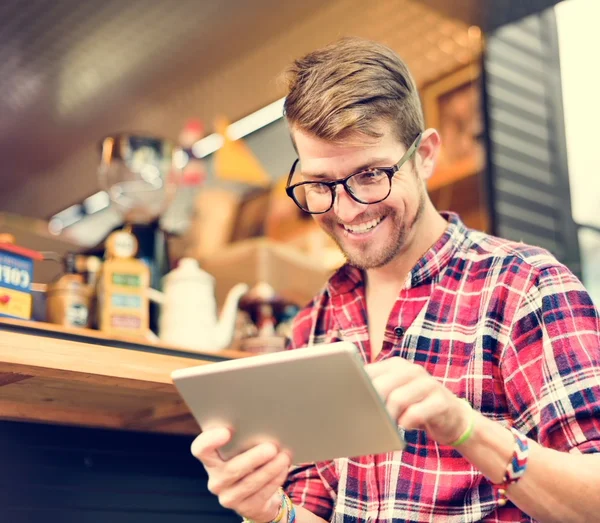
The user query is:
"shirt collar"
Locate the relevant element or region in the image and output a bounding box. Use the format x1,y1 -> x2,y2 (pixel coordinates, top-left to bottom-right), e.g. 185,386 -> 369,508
327,211 -> 468,296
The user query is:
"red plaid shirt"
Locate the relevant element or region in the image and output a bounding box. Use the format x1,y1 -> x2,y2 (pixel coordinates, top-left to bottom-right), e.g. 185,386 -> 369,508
284,212 -> 600,522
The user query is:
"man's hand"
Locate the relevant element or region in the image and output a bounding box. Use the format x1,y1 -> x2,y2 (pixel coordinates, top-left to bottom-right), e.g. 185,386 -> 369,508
191,428 -> 292,522
366,357 -> 471,445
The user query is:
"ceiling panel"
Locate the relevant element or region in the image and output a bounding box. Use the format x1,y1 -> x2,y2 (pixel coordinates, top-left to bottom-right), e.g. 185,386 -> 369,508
419,0 -> 562,30
0,0 -> 557,225
0,0 -> 325,196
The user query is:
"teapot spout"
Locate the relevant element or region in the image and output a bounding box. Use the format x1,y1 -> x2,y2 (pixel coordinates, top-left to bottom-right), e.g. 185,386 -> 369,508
214,282 -> 249,350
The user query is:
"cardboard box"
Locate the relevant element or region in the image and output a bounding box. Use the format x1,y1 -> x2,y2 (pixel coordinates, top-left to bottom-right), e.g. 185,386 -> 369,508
200,238 -> 340,309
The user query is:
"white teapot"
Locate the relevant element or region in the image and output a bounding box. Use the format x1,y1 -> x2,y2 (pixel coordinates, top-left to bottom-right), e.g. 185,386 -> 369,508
148,258 -> 248,352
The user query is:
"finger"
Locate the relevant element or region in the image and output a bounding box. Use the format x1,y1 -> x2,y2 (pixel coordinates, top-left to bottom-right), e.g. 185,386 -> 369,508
365,356 -> 414,380
217,451 -> 291,511
365,358 -> 399,379
369,358 -> 426,400
384,378 -> 434,421
370,365 -> 421,401
191,428 -> 232,468
218,442 -> 279,488
399,392 -> 446,431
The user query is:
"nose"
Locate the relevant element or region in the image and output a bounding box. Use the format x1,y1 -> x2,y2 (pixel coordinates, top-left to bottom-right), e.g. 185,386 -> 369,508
332,185 -> 368,223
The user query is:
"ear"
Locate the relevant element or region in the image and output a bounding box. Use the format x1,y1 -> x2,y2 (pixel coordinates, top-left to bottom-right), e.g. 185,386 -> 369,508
415,128 -> 441,182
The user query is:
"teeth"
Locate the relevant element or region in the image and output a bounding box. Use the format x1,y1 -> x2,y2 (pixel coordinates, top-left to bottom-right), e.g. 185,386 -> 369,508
343,217 -> 383,234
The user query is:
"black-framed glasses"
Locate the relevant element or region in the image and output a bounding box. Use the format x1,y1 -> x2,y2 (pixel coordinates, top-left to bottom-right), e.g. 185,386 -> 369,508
285,132 -> 422,214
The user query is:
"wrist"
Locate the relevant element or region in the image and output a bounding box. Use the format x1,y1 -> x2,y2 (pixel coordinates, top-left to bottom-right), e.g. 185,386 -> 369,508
454,412 -> 516,483
265,501 -> 284,523
447,402 -> 531,506
448,398 -> 475,447
243,488 -> 287,523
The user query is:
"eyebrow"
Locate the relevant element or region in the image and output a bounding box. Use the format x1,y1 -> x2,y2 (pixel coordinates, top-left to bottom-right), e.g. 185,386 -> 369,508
301,157 -> 393,181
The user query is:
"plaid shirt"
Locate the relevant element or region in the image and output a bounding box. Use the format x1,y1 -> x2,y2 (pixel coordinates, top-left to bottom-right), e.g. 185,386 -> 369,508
284,212 -> 600,522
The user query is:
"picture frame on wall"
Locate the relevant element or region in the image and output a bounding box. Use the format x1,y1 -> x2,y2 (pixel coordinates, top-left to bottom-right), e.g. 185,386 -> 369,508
420,63 -> 485,192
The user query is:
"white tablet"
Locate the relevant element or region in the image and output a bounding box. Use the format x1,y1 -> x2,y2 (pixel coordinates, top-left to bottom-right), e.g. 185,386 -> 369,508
171,341 -> 404,463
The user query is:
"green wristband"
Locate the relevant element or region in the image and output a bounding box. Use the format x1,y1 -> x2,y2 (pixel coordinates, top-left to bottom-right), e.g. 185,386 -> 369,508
450,399 -> 475,447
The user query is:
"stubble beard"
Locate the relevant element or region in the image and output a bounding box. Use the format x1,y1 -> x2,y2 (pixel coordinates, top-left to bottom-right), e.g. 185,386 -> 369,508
324,182 -> 427,270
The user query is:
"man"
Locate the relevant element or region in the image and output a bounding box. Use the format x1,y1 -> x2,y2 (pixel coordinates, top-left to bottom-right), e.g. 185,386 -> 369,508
191,37 -> 600,522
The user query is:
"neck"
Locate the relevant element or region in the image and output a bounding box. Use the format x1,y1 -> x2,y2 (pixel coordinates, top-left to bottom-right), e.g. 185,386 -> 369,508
365,204 -> 448,292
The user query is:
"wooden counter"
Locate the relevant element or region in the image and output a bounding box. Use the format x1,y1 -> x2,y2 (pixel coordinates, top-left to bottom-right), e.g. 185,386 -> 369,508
0,318 -> 249,435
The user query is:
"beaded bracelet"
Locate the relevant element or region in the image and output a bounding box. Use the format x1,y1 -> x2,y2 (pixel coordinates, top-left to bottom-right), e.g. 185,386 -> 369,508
282,490 -> 296,523
494,427 -> 530,506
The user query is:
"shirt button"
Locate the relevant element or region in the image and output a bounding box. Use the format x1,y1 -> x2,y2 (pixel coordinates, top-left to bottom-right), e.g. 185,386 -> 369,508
394,326 -> 404,337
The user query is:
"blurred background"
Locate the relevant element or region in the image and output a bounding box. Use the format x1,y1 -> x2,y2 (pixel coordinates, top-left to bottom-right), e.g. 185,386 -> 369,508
1,0 -> 598,343
1,1 -> 599,520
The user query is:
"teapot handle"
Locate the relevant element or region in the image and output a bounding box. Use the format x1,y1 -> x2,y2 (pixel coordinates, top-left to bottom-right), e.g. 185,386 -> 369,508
146,287 -> 165,305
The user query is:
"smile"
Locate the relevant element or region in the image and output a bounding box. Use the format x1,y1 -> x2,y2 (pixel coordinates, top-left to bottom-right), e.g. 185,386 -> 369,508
342,216 -> 384,235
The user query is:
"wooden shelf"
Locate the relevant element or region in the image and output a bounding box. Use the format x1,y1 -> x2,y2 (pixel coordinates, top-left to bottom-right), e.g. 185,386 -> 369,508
0,318 -> 249,435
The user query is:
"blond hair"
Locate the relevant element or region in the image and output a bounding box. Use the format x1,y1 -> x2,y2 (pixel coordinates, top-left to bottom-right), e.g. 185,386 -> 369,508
283,37 -> 424,148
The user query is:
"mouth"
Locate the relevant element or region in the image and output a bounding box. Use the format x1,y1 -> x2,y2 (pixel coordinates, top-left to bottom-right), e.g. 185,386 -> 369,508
340,216 -> 385,237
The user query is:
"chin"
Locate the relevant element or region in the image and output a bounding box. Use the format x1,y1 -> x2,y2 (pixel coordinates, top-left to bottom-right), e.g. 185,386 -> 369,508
337,236 -> 407,270
344,249 -> 402,270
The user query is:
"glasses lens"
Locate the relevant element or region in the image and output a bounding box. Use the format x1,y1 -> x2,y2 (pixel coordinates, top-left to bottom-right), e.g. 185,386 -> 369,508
347,170 -> 391,203
292,183 -> 333,213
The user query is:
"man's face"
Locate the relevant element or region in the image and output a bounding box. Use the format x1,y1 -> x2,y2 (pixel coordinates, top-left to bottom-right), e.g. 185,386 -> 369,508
291,122 -> 427,270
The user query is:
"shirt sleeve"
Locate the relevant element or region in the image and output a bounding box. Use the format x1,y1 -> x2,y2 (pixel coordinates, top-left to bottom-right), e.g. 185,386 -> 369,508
284,462 -> 335,521
501,264 -> 600,454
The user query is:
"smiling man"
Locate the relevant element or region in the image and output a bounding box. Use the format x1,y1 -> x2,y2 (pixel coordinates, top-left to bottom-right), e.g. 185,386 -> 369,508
191,37 -> 600,523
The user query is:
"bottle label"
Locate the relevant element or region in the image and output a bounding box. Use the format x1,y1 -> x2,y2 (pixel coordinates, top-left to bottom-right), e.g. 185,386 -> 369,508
67,303 -> 89,327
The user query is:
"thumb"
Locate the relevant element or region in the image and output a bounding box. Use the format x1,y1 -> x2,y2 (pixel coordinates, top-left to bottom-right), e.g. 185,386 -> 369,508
191,427 -> 232,468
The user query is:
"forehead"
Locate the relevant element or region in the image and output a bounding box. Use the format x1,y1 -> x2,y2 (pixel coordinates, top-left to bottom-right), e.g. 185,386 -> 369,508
291,124 -> 401,179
